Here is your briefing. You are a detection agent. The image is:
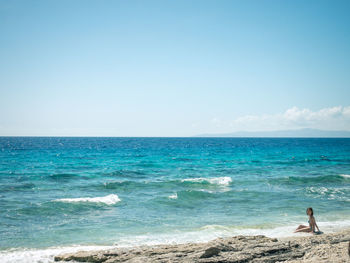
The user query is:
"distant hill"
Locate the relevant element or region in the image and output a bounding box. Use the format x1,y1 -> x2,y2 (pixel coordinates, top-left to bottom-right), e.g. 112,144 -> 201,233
195,128 -> 350,138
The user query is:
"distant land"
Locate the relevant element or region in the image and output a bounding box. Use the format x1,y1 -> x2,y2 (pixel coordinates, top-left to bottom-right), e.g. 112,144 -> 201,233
195,128 -> 350,138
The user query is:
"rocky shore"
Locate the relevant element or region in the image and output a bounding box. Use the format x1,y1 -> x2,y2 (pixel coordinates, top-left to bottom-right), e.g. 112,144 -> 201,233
55,229 -> 350,263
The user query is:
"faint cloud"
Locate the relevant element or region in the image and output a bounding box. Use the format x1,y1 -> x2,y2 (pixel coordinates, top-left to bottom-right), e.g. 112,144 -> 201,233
229,106 -> 350,131
211,118 -> 222,127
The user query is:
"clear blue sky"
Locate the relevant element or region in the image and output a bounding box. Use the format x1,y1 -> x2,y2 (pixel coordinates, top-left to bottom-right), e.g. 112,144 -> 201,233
1,0 -> 349,136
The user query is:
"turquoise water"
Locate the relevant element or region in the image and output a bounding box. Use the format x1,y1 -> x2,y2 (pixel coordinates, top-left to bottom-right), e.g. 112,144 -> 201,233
0,137 -> 350,262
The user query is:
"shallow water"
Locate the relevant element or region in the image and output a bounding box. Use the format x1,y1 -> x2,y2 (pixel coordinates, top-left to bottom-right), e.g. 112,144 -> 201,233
0,137 -> 349,262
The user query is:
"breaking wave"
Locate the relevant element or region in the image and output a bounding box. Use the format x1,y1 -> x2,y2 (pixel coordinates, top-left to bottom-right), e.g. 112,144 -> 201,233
168,193 -> 178,199
181,176 -> 232,186
53,194 -> 121,205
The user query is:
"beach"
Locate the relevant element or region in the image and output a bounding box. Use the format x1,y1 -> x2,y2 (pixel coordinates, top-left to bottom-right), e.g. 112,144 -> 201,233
2,0 -> 350,261
1,137 -> 349,262
54,229 -> 350,262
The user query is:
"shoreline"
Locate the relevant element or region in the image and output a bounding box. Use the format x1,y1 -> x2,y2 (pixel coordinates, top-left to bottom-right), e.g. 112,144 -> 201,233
2,222 -> 350,262
54,228 -> 350,263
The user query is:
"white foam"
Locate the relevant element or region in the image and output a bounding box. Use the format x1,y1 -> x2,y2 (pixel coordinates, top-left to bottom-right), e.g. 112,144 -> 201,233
109,219 -> 350,247
182,176 -> 232,186
340,174 -> 350,178
2,220 -> 350,262
0,245 -> 114,263
168,193 -> 178,199
211,220 -> 350,238
53,194 -> 121,205
306,186 -> 350,202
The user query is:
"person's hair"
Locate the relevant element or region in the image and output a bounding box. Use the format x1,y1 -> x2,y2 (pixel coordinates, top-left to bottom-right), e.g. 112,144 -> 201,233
306,207 -> 313,216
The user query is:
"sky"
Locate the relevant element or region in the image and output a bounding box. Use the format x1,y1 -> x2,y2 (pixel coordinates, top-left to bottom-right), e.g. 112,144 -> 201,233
0,0 -> 349,136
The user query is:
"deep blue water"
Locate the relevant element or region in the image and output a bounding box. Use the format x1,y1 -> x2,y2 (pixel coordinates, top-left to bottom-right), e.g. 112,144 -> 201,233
0,137 -> 349,261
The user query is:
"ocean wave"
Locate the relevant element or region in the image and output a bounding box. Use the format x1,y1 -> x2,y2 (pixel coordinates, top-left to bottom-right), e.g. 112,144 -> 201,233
174,189 -> 216,200
48,173 -> 79,181
168,193 -> 178,199
0,183 -> 36,192
181,176 -> 232,186
0,245 -> 114,263
105,170 -> 147,178
340,174 -> 350,179
306,186 -> 350,202
269,174 -> 348,185
53,194 -> 121,205
98,177 -> 233,192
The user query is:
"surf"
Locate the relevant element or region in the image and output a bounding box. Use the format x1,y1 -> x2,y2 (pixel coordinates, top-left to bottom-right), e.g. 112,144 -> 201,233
53,194 -> 121,205
181,176 -> 232,186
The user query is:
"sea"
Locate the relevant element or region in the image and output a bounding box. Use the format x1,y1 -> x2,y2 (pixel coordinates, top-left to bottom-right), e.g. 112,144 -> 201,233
0,137 -> 349,262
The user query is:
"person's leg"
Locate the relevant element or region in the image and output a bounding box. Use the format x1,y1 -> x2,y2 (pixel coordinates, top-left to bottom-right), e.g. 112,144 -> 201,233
296,225 -> 307,230
294,225 -> 307,232
295,226 -> 311,233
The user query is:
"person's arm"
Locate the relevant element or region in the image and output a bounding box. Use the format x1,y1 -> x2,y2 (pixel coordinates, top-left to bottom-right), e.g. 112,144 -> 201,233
310,217 -> 316,234
311,217 -> 319,233
314,219 -> 320,232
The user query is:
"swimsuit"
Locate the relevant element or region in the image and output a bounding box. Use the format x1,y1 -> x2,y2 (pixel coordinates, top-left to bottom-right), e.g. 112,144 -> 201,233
308,220 -> 314,232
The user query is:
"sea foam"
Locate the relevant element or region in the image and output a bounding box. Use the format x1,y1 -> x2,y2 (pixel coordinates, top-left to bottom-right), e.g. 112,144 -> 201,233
181,176 -> 232,186
2,220 -> 350,263
168,193 -> 178,199
0,245 -> 114,263
53,194 -> 121,205
340,174 -> 350,178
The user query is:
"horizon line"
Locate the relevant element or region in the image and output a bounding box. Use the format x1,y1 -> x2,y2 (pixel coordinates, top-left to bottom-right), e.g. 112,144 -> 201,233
1,135 -> 350,138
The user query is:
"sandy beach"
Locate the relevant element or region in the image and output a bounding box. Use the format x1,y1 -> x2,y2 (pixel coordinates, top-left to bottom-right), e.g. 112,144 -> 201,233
54,228 -> 350,263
